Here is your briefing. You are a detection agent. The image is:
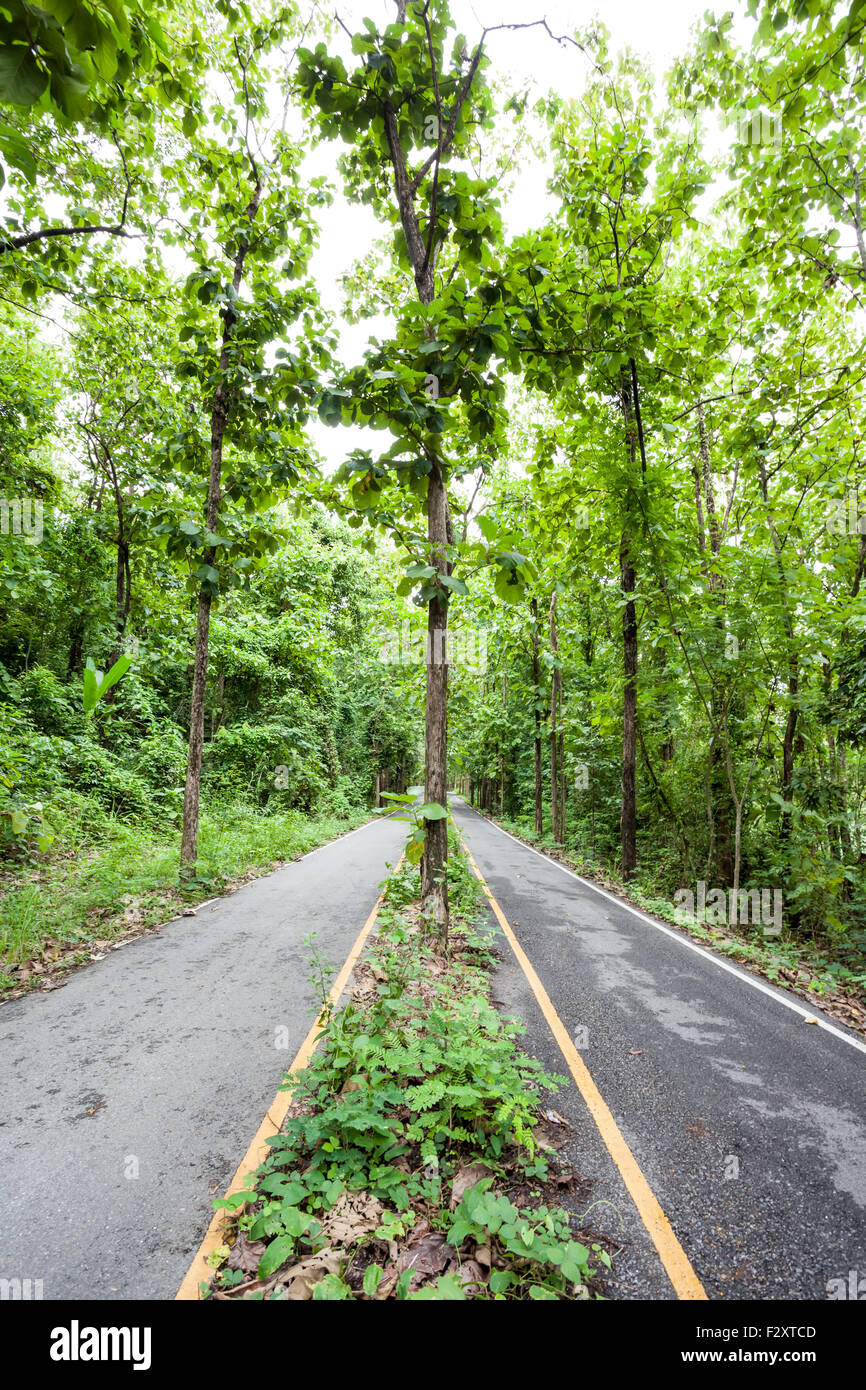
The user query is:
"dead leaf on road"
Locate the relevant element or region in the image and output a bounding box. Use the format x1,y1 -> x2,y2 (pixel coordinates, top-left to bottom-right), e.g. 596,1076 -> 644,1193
543,1108 -> 570,1126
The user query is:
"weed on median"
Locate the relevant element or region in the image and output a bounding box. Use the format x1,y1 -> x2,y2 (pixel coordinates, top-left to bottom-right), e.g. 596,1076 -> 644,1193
202,841 -> 610,1301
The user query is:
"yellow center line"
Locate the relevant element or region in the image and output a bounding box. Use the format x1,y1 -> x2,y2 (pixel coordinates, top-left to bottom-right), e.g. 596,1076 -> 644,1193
455,826 -> 708,1302
175,862 -> 400,1301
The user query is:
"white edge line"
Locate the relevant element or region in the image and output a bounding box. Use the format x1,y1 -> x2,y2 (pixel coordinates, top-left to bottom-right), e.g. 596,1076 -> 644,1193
453,801 -> 866,1060
282,812 -> 395,864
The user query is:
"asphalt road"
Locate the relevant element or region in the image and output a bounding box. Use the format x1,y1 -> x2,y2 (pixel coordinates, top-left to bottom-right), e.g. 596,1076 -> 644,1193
0,815 -> 405,1300
3,796 -> 865,1302
451,797 -> 866,1301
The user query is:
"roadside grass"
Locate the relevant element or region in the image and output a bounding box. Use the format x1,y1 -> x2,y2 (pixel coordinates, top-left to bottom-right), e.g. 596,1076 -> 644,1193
0,800 -> 370,997
202,841 -> 610,1302
476,808 -> 866,1035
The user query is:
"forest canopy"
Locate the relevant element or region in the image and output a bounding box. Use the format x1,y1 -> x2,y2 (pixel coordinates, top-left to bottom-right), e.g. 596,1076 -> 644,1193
1,0 -> 865,990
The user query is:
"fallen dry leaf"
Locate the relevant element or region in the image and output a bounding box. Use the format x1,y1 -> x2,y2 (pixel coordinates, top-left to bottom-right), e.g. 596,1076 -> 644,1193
451,1258 -> 486,1291
544,1108 -> 570,1126
450,1161 -> 492,1211
226,1232 -> 267,1276
320,1190 -> 384,1244
396,1232 -> 452,1281
278,1249 -> 343,1300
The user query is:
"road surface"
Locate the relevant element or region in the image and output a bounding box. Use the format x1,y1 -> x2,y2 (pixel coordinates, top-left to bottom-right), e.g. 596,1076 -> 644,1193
2,797 -> 864,1301
450,797 -> 866,1300
0,816 -> 405,1300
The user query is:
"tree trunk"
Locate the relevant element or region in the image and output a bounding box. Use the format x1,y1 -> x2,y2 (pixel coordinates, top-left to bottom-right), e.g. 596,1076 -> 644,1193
499,659 -> 507,818
620,534 -> 638,878
549,593 -> 561,842
619,367 -> 642,880
180,179 -> 262,870
179,386 -> 226,867
103,533 -> 131,704
758,456 -> 799,850
420,460 -> 450,937
531,598 -> 543,835
709,707 -> 735,883
558,729 -> 566,844
381,64 -> 475,938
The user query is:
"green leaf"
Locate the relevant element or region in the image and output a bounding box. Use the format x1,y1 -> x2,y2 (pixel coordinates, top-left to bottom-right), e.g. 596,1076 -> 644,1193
281,1206 -> 310,1238
0,48 -> 49,106
82,665 -> 99,714
311,1273 -> 351,1300
257,1235 -> 295,1280
362,1264 -> 383,1296
96,653 -> 132,699
439,574 -> 468,595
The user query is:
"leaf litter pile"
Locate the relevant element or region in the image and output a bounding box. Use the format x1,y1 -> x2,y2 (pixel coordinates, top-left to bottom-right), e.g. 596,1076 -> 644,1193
203,852 -> 611,1301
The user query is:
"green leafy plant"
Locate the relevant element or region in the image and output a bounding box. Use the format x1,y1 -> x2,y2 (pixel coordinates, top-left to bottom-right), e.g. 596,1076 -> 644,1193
0,723 -> 54,853
377,790 -> 448,865
82,654 -> 133,716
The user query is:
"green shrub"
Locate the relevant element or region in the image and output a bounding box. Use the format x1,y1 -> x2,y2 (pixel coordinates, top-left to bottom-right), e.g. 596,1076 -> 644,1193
204,720 -> 329,810
61,738 -> 155,822
14,665 -> 81,737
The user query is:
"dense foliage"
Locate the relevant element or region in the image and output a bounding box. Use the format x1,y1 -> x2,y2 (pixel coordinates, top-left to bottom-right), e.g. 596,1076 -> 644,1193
1,0 -> 865,986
